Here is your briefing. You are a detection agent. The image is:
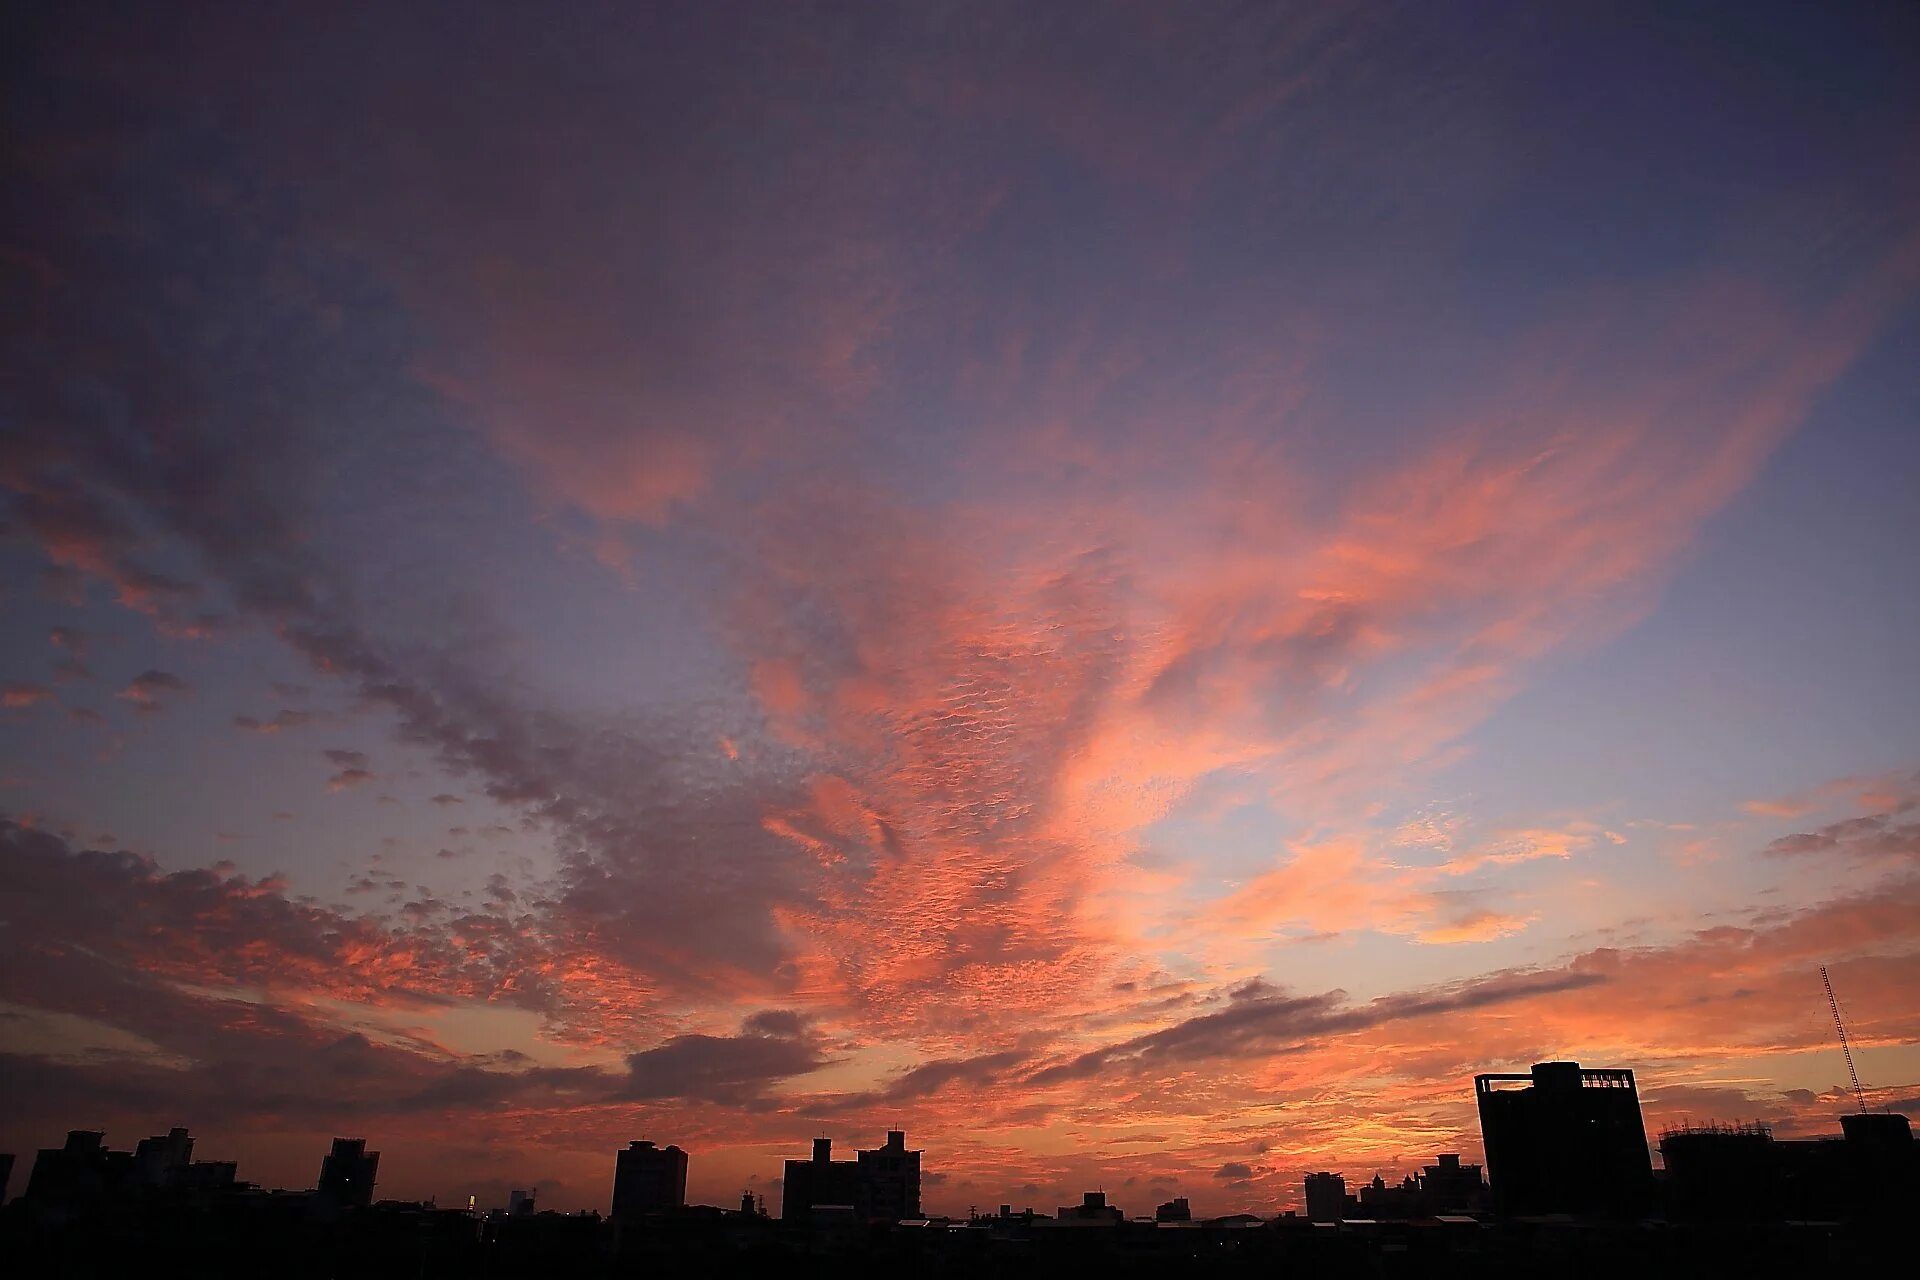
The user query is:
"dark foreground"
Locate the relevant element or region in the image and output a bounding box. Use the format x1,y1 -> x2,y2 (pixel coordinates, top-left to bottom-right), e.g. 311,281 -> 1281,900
1,1201 -> 1911,1280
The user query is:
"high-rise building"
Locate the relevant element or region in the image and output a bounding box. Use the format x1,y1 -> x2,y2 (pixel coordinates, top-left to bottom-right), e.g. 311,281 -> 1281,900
317,1138 -> 380,1208
611,1141 -> 687,1218
782,1137 -> 858,1220
1475,1061 -> 1651,1217
781,1132 -> 928,1222
26,1131 -> 122,1208
1304,1171 -> 1351,1222
855,1130 -> 921,1221
1154,1196 -> 1191,1222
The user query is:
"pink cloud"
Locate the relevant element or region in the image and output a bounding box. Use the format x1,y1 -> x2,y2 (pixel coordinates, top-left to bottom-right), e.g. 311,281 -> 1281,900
2,682 -> 55,709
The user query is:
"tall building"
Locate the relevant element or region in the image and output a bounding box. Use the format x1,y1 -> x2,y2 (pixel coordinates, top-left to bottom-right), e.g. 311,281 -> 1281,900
855,1130 -> 921,1220
26,1131 -> 124,1208
317,1138 -> 380,1208
782,1138 -> 858,1220
0,1152 -> 13,1204
1475,1061 -> 1651,1217
1154,1196 -> 1191,1222
133,1127 -> 194,1188
611,1141 -> 687,1218
781,1132 -> 928,1222
1304,1171 -> 1351,1222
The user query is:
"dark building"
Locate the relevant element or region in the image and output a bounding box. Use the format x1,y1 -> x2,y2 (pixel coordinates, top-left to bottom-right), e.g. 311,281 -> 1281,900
1155,1196 -> 1192,1222
181,1160 -> 238,1192
1304,1155 -> 1485,1221
979,1203 -> 1045,1227
1817,1113 -> 1915,1217
317,1137 -> 380,1208
1840,1111 -> 1912,1148
1659,1123 -> 1779,1220
783,1134 -> 923,1222
132,1127 -> 194,1188
1056,1191 -> 1123,1223
783,1137 -> 857,1220
0,1152 -> 13,1203
1359,1173 -> 1423,1217
26,1131 -> 127,1209
612,1141 -> 688,1218
21,1129 -> 237,1213
1662,1112 -> 1917,1222
1475,1061 -> 1651,1217
855,1130 -> 921,1220
1304,1171 -> 1353,1222
1419,1153 -> 1488,1214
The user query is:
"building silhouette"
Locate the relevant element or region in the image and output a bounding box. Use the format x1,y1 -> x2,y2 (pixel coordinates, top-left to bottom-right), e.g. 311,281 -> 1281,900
1476,1060 -> 1651,1217
1303,1155 -> 1485,1221
783,1137 -> 856,1220
20,1128 -> 241,1215
1419,1152 -> 1487,1214
1834,1113 -> 1917,1216
1056,1191 -> 1123,1223
26,1131 -> 123,1210
611,1141 -> 687,1218
1662,1112 -> 1917,1221
1659,1121 -> 1781,1220
1358,1172 -> 1423,1216
855,1130 -> 921,1220
180,1159 -> 238,1192
132,1127 -> 194,1188
1303,1171 -> 1352,1222
317,1137 -> 379,1208
0,1152 -> 12,1203
0,1101 -> 1913,1275
781,1132 -> 921,1222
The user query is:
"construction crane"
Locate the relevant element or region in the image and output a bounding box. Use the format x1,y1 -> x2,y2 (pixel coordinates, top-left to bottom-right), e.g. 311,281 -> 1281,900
1820,965 -> 1868,1113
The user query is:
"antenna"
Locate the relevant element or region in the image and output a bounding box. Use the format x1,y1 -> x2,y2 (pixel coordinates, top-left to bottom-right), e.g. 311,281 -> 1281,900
1820,965 -> 1868,1113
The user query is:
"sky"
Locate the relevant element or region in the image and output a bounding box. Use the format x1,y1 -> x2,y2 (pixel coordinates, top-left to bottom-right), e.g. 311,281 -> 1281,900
3,0 -> 1919,1217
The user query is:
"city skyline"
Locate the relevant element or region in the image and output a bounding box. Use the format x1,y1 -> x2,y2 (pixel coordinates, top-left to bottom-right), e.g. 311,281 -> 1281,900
5,1 -> 1920,1219
9,1060 -> 1909,1225
10,1077 -> 1911,1275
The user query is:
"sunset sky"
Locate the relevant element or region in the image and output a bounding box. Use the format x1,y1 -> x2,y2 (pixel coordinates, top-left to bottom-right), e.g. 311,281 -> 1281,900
4,1 -> 1919,1217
